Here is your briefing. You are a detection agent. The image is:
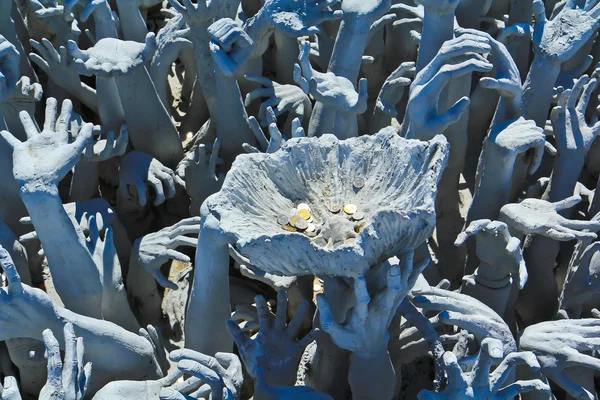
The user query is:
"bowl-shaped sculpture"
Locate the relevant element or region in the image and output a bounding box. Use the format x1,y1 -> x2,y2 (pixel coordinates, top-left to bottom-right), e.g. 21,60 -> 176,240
207,128 -> 449,277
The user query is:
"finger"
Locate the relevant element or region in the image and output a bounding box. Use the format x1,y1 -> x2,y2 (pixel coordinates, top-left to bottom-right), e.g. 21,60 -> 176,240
168,236 -> 197,248
41,38 -> 59,63
0,130 -> 21,150
287,300 -> 309,338
0,246 -> 23,296
29,52 -> 50,74
209,137 -> 221,175
495,380 -> 551,399
255,295 -> 273,330
248,116 -> 268,151
62,323 -> 79,396
454,219 -> 492,246
578,77 -> 598,115
164,249 -> 191,263
67,40 -> 89,62
19,110 -> 39,139
71,122 -> 94,156
297,327 -> 320,349
244,74 -> 275,87
553,195 -> 581,211
169,349 -> 227,376
148,175 -> 166,206
274,290 -> 288,331
159,387 -> 194,400
244,88 -> 275,107
353,274 -> 370,322
42,329 -> 63,388
442,351 -> 469,389
56,99 -> 73,133
152,269 -> 179,290
29,39 -> 52,62
568,76 -> 590,110
177,360 -> 223,395
431,96 -> 470,135
316,294 -> 353,345
560,218 -> 600,231
225,318 -> 253,352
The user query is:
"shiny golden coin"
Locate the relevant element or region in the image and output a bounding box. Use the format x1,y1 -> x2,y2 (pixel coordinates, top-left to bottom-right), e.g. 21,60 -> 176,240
294,217 -> 309,230
345,238 -> 356,244
289,216 -> 298,226
344,204 -> 358,215
277,215 -> 289,225
297,203 -> 311,212
306,223 -> 316,232
353,177 -> 365,189
281,224 -> 297,232
297,209 -> 311,220
352,211 -> 365,221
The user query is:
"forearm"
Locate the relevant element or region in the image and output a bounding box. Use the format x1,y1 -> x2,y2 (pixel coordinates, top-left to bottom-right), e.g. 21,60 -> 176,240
328,17 -> 371,82
468,151 -> 515,222
189,26 -> 220,118
460,272 -> 512,317
69,160 -> 99,202
416,12 -> 455,72
212,71 -> 255,162
242,9 -> 273,60
54,307 -> 161,386
126,256 -> 162,327
348,349 -> 396,400
20,185 -> 103,317
90,3 -> 119,40
65,82 -> 99,115
522,54 -> 561,127
114,67 -> 183,167
184,219 -> 232,355
149,62 -> 171,111
115,0 -> 148,43
543,154 -> 584,203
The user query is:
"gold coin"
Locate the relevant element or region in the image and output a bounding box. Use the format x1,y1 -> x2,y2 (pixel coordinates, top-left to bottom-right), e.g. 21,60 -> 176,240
345,238 -> 356,244
297,209 -> 311,220
344,204 -> 358,215
289,216 -> 298,226
294,217 -> 309,230
282,224 -> 296,232
297,203 -> 311,212
352,211 -> 365,221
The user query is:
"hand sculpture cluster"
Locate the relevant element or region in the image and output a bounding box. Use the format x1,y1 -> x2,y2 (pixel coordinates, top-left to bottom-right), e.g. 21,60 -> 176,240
0,0 -> 599,398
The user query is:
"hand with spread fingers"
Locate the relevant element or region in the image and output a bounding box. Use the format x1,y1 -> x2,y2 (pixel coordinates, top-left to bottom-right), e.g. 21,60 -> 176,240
317,252 -> 429,357
551,75 -> 600,158
68,33 -> 157,77
39,323 -> 92,400
0,98 -> 93,189
226,290 -> 319,387
404,34 -> 493,139
520,318 -> 600,400
163,350 -> 243,400
455,220 -> 527,289
411,287 -> 517,353
119,150 -> 184,207
532,0 -> 600,64
245,75 -> 311,126
294,40 -> 368,115
260,0 -> 343,37
132,216 -> 200,289
417,338 -> 550,399
176,138 -> 225,216
500,196 -> 600,241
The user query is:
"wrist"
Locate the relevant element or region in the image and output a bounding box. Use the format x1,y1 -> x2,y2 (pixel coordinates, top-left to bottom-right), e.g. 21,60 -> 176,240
19,180 -> 60,198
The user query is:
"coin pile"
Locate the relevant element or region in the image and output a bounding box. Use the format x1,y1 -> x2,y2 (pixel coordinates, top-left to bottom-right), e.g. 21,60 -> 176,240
278,203 -> 318,236
278,200 -> 366,240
